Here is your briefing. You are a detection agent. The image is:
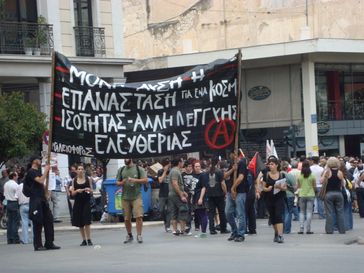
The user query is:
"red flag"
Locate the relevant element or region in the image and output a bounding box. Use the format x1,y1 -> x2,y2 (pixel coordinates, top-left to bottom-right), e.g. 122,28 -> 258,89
248,152 -> 265,178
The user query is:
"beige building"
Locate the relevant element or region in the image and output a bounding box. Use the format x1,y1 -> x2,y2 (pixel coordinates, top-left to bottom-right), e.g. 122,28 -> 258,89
123,0 -> 364,59
123,0 -> 364,158
0,0 -> 133,177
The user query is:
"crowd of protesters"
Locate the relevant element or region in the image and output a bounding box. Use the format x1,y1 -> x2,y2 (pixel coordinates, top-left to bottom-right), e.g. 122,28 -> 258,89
1,152 -> 364,249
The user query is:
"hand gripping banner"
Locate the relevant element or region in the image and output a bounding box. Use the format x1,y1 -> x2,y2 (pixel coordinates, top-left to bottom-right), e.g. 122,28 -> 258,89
51,52 -> 238,158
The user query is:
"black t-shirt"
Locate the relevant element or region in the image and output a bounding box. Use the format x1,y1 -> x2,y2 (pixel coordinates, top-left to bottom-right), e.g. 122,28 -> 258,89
265,172 -> 286,202
192,172 -> 208,203
157,169 -> 170,198
182,171 -> 195,193
25,168 -> 45,199
206,169 -> 224,197
236,159 -> 248,193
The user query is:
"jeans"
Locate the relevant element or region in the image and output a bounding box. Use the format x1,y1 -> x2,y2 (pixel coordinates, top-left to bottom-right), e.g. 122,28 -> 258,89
316,188 -> 325,218
6,201 -> 20,243
284,196 -> 294,234
50,191 -> 60,220
343,199 -> 353,231
159,197 -> 171,228
324,191 -> 345,234
299,197 -> 314,232
20,203 -> 32,244
225,192 -> 246,237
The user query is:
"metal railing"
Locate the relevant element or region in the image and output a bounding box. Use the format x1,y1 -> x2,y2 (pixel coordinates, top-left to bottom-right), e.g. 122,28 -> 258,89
74,26 -> 106,57
0,21 -> 53,55
317,99 -> 364,120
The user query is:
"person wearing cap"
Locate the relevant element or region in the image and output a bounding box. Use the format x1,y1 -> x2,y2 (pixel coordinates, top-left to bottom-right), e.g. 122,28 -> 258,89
25,156 -> 60,251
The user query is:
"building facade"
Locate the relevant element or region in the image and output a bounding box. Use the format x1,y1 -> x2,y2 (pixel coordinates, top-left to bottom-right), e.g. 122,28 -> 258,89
0,0 -> 133,178
123,0 -> 364,158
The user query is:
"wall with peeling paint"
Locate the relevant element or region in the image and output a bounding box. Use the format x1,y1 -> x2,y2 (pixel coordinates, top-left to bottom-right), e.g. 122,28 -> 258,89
123,0 -> 364,60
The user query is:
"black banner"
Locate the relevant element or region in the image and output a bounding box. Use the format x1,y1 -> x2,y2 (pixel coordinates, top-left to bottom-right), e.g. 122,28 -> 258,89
51,52 -> 238,158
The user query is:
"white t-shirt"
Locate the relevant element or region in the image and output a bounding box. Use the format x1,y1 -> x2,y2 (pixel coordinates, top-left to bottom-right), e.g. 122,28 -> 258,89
4,179 -> 18,201
310,164 -> 324,188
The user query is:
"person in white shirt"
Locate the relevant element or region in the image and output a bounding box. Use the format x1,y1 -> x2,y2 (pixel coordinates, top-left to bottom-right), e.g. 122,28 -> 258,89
310,156 -> 324,219
4,172 -> 20,244
16,182 -> 32,244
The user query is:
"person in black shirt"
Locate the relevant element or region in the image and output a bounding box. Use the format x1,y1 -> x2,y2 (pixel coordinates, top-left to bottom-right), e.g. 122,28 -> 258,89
157,158 -> 171,232
224,151 -> 248,242
262,157 -> 287,243
206,158 -> 229,234
25,156 -> 60,251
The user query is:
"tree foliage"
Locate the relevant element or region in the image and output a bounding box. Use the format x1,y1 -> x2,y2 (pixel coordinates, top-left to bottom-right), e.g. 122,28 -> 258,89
0,92 -> 47,168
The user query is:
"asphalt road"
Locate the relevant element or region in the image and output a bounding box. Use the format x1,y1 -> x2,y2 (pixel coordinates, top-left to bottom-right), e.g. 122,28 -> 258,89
0,216 -> 363,273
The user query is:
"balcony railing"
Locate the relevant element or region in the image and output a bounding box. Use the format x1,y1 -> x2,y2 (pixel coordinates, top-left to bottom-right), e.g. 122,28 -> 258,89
74,26 -> 106,57
317,100 -> 364,121
0,21 -> 53,55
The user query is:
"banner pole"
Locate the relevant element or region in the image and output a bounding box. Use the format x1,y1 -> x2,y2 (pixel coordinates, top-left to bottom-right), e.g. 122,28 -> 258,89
45,51 -> 56,198
234,49 -> 242,181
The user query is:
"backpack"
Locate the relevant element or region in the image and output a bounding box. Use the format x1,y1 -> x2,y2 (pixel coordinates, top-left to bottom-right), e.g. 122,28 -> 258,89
22,172 -> 33,197
117,165 -> 148,192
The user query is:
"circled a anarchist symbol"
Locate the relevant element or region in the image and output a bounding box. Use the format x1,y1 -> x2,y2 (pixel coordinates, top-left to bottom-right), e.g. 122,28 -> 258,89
204,118 -> 236,149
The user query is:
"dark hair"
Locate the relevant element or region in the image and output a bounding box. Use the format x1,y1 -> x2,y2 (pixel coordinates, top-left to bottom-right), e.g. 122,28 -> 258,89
268,157 -> 281,171
161,158 -> 170,167
301,160 -> 311,178
311,156 -> 319,164
171,158 -> 182,167
9,172 -> 18,180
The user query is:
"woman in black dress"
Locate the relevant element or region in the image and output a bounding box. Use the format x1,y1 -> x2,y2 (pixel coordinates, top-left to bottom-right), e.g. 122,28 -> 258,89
70,164 -> 93,246
262,157 -> 287,243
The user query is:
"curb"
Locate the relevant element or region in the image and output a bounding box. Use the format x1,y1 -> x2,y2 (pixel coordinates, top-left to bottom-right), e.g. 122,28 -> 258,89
0,221 -> 164,236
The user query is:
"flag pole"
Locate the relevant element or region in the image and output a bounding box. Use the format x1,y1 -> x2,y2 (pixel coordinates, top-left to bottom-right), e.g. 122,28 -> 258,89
234,49 -> 242,180
45,51 -> 56,198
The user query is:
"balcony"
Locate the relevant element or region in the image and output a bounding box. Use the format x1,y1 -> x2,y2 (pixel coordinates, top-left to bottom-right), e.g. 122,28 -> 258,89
74,26 -> 106,57
317,100 -> 364,121
0,21 -> 53,55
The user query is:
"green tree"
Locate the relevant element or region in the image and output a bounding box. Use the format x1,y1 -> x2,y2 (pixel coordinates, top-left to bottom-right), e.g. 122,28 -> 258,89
0,92 -> 47,168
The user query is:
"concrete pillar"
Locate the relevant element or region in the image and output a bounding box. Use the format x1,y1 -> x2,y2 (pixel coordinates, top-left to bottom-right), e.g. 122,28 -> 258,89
301,59 -> 319,157
111,0 -> 124,57
339,135 -> 345,156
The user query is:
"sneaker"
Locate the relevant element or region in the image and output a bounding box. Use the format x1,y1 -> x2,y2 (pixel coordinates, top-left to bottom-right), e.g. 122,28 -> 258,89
228,234 -> 236,241
124,235 -> 133,244
234,236 -> 245,242
298,231 -> 304,234
277,235 -> 284,243
183,231 -> 193,236
210,230 -> 218,235
165,227 -> 172,233
248,231 -> 257,235
306,231 -> 314,234
273,235 -> 279,242
87,239 -> 93,246
80,240 -> 87,246
172,231 -> 180,236
137,235 -> 143,243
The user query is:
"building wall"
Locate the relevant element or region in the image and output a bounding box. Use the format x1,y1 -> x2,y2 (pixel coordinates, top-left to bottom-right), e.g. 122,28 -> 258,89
123,0 -> 364,59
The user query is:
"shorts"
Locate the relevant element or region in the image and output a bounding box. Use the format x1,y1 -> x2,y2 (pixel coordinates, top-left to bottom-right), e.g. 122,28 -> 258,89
168,195 -> 189,222
122,197 -> 144,221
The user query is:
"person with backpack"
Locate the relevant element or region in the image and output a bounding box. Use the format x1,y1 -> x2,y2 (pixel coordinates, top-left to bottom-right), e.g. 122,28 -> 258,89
116,159 -> 148,244
24,156 -> 60,251
206,158 -> 229,235
262,157 -> 287,243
